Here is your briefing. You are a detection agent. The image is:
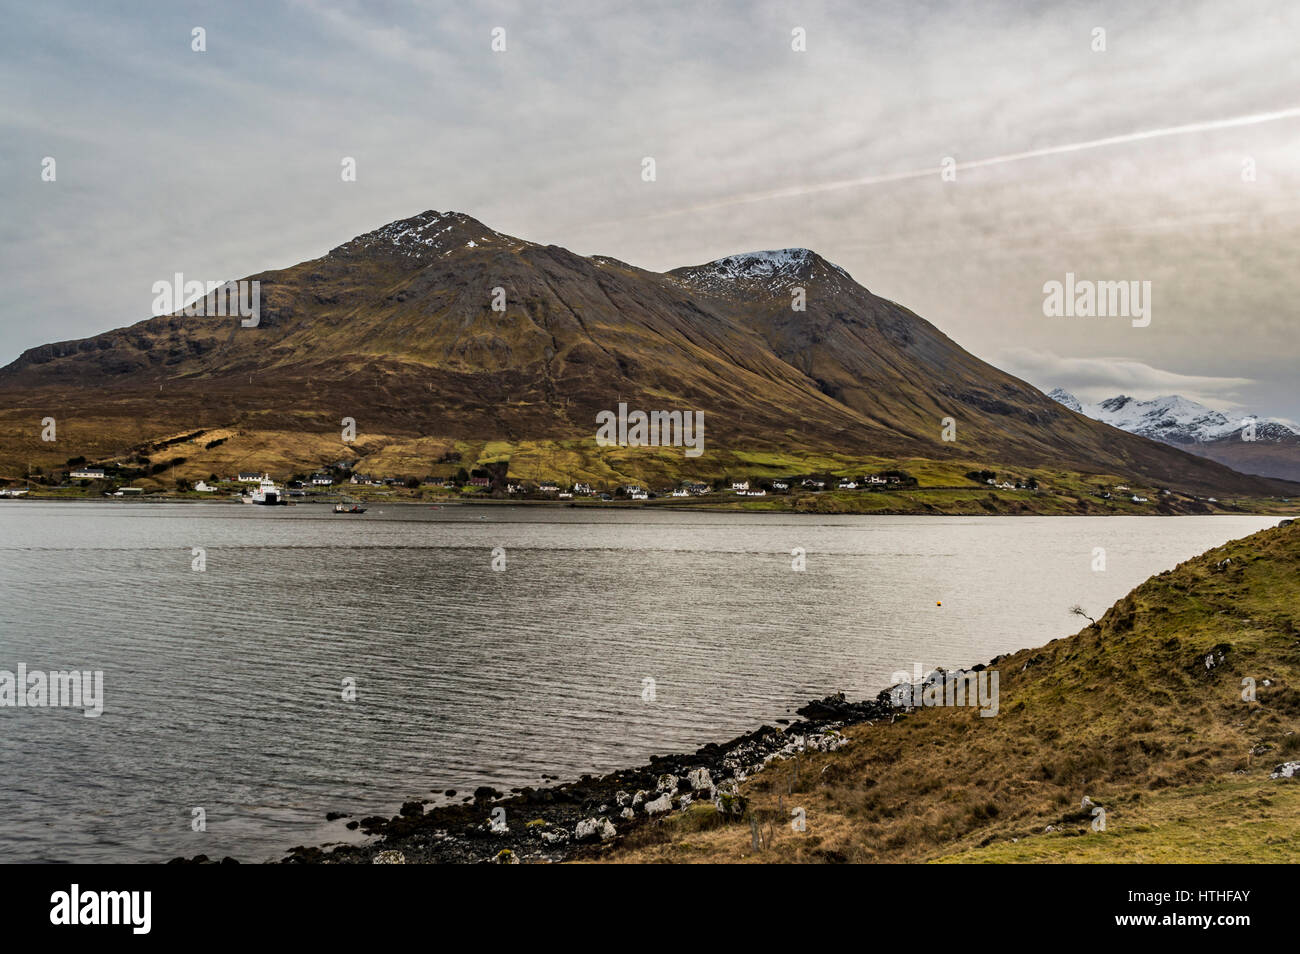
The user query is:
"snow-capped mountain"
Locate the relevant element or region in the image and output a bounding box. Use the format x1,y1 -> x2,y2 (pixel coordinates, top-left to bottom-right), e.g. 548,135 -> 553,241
1094,394 -> 1238,444
1048,389 -> 1293,444
694,248 -> 848,281
1049,389 -> 1300,481
329,209 -> 527,262
671,248 -> 854,295
1047,387 -> 1082,413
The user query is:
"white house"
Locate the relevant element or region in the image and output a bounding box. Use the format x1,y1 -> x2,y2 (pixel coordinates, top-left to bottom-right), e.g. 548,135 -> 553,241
837,480 -> 858,490
194,480 -> 216,492
238,472 -> 263,483
311,473 -> 333,486
732,481 -> 749,491
71,467 -> 106,479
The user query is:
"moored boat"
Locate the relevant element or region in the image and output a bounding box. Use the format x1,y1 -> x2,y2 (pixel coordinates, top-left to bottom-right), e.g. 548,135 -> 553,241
246,475 -> 286,505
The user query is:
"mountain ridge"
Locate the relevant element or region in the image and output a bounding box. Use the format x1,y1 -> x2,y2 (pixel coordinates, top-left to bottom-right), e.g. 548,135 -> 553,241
1049,388 -> 1300,482
0,210 -> 1291,496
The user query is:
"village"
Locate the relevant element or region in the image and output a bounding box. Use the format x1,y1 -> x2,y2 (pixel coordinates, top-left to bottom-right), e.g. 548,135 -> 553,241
0,457 -> 1227,515
5,456 -> 940,503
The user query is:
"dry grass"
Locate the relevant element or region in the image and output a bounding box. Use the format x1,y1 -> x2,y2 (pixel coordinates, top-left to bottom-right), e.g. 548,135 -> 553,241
603,523 -> 1300,863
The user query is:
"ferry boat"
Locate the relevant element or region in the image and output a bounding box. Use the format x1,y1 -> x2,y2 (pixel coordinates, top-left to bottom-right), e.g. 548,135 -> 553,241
243,475 -> 286,505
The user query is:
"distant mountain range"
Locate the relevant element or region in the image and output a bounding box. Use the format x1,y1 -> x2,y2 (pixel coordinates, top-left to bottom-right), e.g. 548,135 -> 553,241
1049,389 -> 1300,482
0,209 -> 1289,495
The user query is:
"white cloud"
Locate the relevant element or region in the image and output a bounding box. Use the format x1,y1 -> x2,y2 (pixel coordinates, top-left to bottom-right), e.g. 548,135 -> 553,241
995,348 -> 1255,410
2,0 -> 1298,424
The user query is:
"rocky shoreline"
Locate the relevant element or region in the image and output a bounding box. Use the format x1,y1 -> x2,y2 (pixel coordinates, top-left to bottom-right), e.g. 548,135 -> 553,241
170,692 -> 900,865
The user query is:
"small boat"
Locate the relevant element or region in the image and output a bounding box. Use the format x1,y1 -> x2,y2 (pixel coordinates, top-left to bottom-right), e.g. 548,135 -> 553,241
334,503 -> 367,514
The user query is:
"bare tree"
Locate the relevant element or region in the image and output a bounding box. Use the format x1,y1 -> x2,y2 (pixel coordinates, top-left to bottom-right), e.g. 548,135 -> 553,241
1069,604 -> 1096,625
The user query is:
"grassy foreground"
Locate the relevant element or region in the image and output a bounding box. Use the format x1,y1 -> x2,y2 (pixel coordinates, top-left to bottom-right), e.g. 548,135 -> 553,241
603,521 -> 1300,863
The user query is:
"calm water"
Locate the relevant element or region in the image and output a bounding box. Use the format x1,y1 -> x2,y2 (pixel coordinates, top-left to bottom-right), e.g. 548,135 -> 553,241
0,502 -> 1275,862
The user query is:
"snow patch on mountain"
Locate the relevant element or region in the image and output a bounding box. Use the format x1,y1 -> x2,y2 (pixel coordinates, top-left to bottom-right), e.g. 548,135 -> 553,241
330,210 -> 521,260
1047,387 -> 1082,413
672,248 -> 853,294
1094,394 -> 1237,444
709,249 -> 829,278
1049,389 -> 1295,445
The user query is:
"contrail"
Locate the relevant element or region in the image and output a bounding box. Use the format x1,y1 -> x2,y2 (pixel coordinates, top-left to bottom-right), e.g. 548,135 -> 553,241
635,105 -> 1300,221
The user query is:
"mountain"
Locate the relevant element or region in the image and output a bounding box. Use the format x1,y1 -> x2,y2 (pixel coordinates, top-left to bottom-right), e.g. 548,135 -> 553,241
1046,387 -> 1083,414
1049,389 -> 1300,482
1187,420 -> 1300,484
0,209 -> 1289,495
1095,394 -> 1238,444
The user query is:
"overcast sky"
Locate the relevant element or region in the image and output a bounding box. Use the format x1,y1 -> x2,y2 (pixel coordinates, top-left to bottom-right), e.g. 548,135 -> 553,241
3,0 -> 1298,422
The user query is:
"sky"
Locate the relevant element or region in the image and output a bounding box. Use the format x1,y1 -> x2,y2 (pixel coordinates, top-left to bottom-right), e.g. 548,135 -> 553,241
2,0 -> 1298,423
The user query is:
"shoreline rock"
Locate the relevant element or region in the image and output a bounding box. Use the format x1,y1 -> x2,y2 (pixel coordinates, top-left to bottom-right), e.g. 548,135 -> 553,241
170,691 -> 896,864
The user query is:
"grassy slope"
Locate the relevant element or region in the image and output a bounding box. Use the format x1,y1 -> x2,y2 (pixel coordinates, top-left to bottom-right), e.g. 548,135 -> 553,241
605,522 -> 1300,863
6,426 -> 1297,514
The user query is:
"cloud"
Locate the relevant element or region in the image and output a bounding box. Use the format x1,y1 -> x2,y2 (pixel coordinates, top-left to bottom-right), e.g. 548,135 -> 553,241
602,103 -> 1300,225
994,348 -> 1255,410
2,0 -> 1299,426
